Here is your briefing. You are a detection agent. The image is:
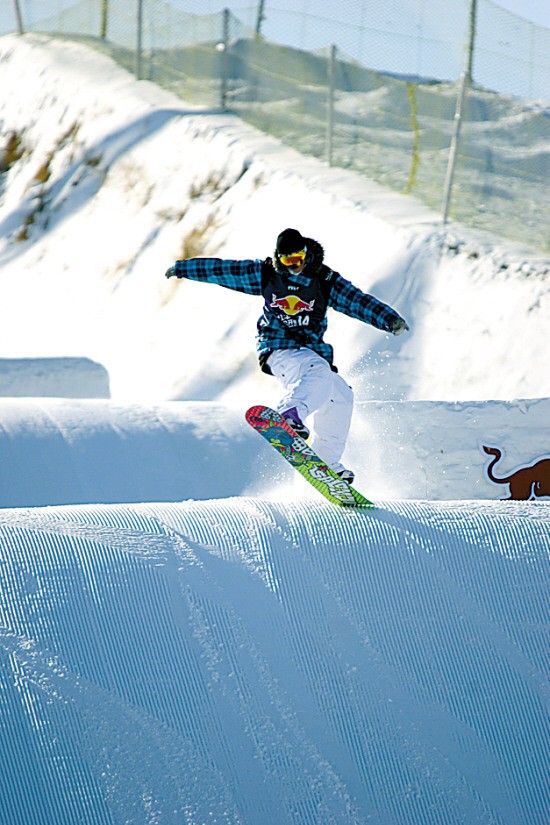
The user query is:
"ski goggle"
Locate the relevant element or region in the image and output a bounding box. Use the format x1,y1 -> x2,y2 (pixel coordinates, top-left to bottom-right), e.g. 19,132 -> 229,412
279,249 -> 307,266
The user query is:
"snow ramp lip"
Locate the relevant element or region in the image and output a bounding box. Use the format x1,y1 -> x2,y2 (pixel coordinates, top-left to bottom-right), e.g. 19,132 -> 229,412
0,497 -> 548,825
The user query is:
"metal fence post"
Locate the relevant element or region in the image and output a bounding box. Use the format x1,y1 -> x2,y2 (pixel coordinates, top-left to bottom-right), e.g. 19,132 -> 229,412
442,0 -> 477,223
13,0 -> 24,34
136,0 -> 144,80
100,0 -> 108,40
220,9 -> 230,110
326,45 -> 336,166
255,0 -> 265,38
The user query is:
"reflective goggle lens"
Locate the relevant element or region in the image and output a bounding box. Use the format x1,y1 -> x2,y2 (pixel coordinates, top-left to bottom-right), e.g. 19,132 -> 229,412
279,249 -> 306,266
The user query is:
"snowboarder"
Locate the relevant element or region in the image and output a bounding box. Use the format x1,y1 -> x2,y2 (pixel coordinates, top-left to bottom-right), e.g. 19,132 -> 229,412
165,227 -> 409,483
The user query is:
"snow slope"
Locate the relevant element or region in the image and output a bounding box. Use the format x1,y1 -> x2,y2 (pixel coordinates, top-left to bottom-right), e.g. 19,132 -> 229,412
1,499 -> 549,825
0,35 -> 549,825
0,34 -> 549,404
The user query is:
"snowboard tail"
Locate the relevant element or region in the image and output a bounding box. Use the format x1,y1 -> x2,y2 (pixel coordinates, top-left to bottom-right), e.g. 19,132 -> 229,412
245,405 -> 372,508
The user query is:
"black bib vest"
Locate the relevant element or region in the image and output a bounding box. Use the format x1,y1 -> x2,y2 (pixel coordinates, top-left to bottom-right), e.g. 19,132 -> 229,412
258,254 -> 337,372
261,265 -> 335,333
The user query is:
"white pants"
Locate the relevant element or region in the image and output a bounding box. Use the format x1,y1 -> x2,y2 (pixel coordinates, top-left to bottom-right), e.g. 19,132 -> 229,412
267,347 -> 354,469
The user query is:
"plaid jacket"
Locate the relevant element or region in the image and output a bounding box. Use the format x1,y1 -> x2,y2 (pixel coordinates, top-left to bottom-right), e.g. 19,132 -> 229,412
172,256 -> 404,370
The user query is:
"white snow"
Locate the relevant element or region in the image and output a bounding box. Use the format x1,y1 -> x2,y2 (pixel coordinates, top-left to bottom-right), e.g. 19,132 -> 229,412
1,498 -> 548,825
1,35 -> 548,406
1,396 -> 550,505
0,33 -> 549,825
0,357 -> 109,397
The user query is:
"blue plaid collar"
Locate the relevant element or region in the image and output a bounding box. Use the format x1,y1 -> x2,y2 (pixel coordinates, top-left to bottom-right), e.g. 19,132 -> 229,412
285,271 -> 312,287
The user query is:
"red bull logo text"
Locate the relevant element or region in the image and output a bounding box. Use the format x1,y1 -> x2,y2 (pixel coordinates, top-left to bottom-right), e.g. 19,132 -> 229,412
270,294 -> 315,327
270,294 -> 315,317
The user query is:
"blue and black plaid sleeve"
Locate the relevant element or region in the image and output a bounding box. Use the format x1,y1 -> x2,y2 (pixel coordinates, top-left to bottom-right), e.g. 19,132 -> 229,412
329,272 -> 404,332
173,258 -> 263,295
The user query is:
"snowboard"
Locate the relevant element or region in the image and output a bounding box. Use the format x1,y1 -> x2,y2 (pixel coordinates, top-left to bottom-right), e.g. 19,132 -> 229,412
245,405 -> 372,508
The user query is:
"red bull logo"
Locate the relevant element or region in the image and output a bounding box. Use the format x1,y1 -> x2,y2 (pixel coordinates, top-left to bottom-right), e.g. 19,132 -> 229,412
483,445 -> 550,500
270,294 -> 315,316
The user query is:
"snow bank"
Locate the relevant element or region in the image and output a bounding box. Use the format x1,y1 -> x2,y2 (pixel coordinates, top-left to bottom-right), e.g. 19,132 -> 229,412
0,498 -> 548,824
0,399 -> 261,507
1,397 -> 549,508
351,396 -> 550,500
0,357 -> 109,397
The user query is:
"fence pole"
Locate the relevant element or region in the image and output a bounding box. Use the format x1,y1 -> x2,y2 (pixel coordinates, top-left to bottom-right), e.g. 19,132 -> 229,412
100,0 -> 108,40
13,0 -> 24,34
220,9 -> 230,110
326,45 -> 336,166
136,0 -> 144,79
441,0 -> 477,223
255,0 -> 265,37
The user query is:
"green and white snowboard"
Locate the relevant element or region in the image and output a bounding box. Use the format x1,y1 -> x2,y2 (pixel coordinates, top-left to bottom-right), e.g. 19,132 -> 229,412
245,405 -> 372,508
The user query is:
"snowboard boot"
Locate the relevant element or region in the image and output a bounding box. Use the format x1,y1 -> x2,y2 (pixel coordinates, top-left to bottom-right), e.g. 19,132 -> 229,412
281,407 -> 310,440
332,464 -> 355,485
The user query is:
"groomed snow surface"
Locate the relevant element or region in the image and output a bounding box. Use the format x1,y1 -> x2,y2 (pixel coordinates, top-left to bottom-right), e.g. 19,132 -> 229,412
2,498 -> 549,825
0,35 -> 549,825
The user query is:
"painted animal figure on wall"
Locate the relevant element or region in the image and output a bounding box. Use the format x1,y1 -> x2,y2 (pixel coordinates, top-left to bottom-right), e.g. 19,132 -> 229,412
483,445 -> 550,500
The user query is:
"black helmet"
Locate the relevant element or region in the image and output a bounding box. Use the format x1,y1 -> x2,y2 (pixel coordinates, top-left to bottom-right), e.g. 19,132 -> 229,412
276,228 -> 307,256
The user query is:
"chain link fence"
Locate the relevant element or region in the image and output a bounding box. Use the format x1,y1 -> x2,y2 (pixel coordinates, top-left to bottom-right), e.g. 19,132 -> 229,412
3,0 -> 549,252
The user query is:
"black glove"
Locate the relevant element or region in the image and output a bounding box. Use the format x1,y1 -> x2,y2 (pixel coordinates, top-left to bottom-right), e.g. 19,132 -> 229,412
165,265 -> 177,279
391,318 -> 410,336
